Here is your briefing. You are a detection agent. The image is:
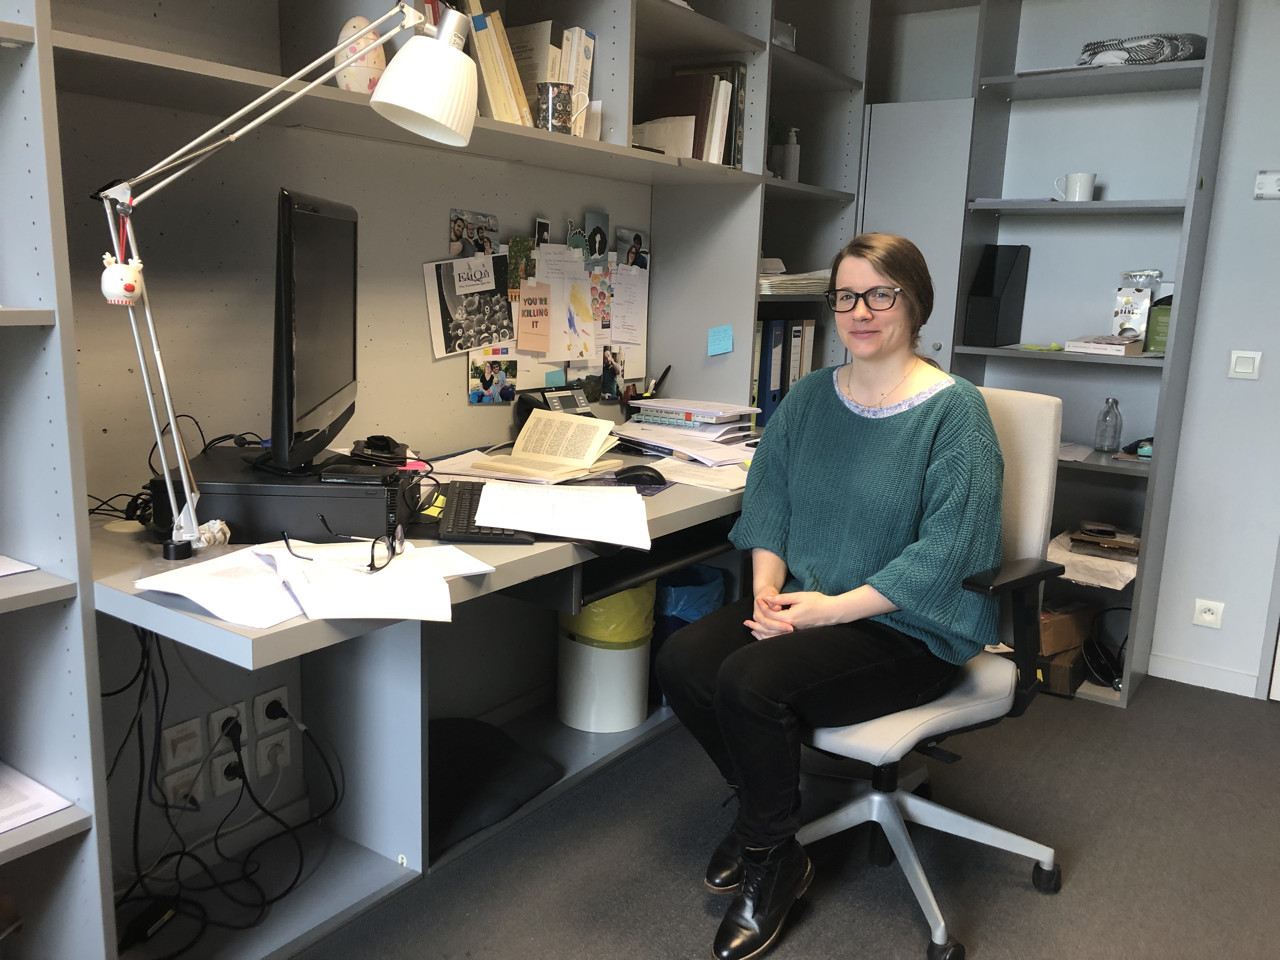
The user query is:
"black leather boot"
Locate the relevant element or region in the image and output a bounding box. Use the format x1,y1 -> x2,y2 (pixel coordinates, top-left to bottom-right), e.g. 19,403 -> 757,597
712,838 -> 813,960
705,829 -> 743,894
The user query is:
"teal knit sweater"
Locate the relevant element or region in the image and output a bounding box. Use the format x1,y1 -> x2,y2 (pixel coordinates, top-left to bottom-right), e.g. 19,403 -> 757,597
730,369 -> 1003,664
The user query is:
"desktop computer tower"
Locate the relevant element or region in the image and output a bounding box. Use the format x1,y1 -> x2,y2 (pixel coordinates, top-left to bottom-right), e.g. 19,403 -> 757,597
148,446 -> 414,545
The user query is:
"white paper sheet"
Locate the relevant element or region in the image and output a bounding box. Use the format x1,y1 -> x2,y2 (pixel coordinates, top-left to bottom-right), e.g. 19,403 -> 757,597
473,481 -> 652,550
256,547 -> 455,622
135,542 -> 495,629
651,457 -> 749,491
135,546 -> 306,629
0,555 -> 37,578
0,762 -> 73,835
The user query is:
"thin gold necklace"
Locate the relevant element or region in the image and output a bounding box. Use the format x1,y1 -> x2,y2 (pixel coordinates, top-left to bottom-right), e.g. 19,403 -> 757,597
843,357 -> 918,408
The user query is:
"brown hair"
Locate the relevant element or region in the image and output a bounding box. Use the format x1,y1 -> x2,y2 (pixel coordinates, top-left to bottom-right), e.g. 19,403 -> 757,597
829,233 -> 934,348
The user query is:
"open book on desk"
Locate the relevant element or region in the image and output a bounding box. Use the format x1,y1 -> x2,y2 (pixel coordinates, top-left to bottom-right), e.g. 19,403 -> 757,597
468,408 -> 623,482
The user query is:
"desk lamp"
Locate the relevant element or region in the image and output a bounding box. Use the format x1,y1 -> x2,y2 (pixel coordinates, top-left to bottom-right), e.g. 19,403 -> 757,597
95,3 -> 476,559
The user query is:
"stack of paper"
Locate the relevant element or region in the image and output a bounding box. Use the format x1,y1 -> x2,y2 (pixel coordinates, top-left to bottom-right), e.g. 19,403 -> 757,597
757,269 -> 829,295
614,399 -> 758,467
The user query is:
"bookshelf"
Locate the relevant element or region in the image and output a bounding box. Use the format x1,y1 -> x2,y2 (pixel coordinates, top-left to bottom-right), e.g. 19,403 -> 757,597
944,0 -> 1237,705
0,2 -> 113,958
1,1 -> 869,956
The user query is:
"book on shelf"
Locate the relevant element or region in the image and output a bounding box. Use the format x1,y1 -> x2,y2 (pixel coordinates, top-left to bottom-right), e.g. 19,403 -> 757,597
785,318 -> 819,389
504,18 -> 564,119
672,61 -> 747,167
1063,334 -> 1146,356
489,11 -> 534,127
703,79 -> 732,163
635,74 -> 718,164
467,10 -> 518,124
755,318 -> 788,426
631,115 -> 696,158
749,318 -> 764,415
559,25 -> 596,136
468,408 -> 622,482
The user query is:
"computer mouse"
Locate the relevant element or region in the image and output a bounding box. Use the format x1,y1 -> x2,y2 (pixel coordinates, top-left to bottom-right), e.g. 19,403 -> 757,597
614,464 -> 666,486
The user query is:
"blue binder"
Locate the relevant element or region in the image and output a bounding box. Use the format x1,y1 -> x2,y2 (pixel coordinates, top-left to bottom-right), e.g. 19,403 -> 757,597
755,318 -> 787,427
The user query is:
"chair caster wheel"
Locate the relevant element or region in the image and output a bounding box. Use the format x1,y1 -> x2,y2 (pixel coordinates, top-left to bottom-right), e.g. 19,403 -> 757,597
1033,862 -> 1062,893
927,938 -> 964,960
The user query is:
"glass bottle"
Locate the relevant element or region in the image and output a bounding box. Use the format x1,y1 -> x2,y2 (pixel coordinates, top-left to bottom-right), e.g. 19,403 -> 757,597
1094,397 -> 1123,453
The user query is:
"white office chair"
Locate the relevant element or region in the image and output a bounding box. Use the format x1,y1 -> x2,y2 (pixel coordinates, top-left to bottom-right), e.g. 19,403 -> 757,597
796,387 -> 1065,960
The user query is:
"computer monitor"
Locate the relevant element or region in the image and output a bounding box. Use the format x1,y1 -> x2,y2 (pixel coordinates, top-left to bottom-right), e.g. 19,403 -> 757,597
264,188 -> 359,473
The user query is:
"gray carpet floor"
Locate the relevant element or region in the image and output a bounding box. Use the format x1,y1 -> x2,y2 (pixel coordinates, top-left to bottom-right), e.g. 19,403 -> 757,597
295,677 -> 1280,960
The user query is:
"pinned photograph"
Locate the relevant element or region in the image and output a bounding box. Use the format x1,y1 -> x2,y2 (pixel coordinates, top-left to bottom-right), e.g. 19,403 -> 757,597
449,208 -> 500,258
584,211 -> 610,271
616,226 -> 649,269
424,254 -> 513,357
600,345 -> 625,399
468,349 -> 517,404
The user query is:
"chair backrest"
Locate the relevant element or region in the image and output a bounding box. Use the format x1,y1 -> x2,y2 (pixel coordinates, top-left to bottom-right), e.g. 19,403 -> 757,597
978,387 -> 1062,564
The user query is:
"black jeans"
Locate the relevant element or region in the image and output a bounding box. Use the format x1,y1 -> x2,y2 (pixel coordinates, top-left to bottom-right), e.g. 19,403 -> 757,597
656,596 -> 960,848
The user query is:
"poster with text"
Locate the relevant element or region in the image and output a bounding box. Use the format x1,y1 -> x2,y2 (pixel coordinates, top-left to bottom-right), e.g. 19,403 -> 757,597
423,254 -> 513,358
517,279 -> 552,353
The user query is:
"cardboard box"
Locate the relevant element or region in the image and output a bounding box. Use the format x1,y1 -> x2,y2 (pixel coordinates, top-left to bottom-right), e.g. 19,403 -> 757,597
1036,646 -> 1085,697
1039,601 -> 1095,656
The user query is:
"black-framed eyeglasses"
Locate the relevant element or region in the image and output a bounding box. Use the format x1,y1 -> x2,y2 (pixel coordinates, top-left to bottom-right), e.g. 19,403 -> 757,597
282,516 -> 406,572
824,286 -> 902,313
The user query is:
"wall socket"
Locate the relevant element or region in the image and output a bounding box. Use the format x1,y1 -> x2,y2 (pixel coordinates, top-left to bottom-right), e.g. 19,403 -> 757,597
159,717 -> 204,771
162,764 -> 207,809
1193,598 -> 1225,629
208,702 -> 247,750
253,686 -> 290,734
256,731 -> 292,779
210,753 -> 244,797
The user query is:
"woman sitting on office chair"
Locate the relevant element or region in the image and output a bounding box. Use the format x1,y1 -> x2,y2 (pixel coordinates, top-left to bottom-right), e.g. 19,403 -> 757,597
656,233 -> 1004,960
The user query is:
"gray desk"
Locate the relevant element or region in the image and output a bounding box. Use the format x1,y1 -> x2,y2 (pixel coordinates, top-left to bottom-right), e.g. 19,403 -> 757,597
91,479 -> 742,959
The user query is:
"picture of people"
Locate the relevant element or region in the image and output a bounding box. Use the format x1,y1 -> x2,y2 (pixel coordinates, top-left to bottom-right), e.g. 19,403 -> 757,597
600,345 -> 624,399
535,217 -> 550,246
616,226 -> 649,269
468,355 -> 518,404
449,209 -> 499,258
424,254 -> 514,358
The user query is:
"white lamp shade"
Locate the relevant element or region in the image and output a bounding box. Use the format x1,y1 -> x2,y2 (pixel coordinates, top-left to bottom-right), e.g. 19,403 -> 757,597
371,35 -> 477,147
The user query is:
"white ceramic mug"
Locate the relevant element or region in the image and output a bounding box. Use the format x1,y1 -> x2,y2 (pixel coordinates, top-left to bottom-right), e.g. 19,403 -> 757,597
1054,172 -> 1097,202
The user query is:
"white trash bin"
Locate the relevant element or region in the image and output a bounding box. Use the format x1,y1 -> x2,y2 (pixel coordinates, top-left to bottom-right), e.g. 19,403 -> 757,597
557,581 -> 655,733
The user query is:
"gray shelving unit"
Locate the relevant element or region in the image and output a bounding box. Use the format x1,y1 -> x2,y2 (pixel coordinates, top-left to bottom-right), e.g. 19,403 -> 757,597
0,2 -> 114,957
1,2 -> 867,955
950,0 -> 1238,706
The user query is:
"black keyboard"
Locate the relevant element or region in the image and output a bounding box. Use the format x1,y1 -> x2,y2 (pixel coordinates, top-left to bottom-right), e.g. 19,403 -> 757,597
437,480 -> 536,545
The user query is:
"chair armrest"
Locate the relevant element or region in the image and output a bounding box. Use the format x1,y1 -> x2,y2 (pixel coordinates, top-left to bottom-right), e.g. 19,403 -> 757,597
962,557 -> 1066,595
963,556 -> 1066,717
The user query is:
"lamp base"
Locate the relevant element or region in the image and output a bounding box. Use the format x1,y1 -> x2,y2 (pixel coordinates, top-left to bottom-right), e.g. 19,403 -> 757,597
162,540 -> 194,561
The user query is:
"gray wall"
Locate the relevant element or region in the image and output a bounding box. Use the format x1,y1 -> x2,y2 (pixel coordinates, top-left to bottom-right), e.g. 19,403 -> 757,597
1150,0 -> 1280,697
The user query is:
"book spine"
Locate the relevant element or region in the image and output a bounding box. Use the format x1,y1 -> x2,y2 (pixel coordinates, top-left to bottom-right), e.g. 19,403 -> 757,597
570,28 -> 595,136
470,14 -> 512,123
490,12 -> 534,126
786,320 -> 804,390
1064,342 -> 1134,355
729,62 -> 746,168
799,318 -> 816,376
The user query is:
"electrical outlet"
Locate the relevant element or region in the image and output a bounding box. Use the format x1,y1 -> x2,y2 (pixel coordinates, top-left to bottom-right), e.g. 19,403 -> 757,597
159,717 -> 204,771
210,753 -> 244,797
162,764 -> 206,809
254,686 -> 290,734
1192,598 -> 1225,629
256,731 -> 292,779
208,702 -> 247,750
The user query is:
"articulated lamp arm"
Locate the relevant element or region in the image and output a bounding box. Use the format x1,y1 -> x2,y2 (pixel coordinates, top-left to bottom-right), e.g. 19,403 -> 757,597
93,3 -> 474,558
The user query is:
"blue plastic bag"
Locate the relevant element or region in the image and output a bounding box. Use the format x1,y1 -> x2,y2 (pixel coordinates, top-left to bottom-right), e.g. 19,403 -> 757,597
656,564 -> 725,623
